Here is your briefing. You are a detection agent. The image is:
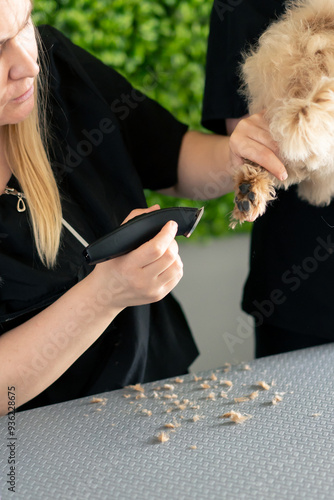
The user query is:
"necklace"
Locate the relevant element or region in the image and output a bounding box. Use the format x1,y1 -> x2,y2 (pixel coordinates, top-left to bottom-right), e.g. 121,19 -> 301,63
4,186 -> 26,212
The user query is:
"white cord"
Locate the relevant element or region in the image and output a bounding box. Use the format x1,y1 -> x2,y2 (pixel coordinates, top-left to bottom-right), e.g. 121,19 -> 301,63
61,218 -> 89,247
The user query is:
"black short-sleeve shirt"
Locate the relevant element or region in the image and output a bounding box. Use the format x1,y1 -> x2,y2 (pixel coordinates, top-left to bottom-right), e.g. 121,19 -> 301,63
0,26 -> 198,410
202,0 -> 334,339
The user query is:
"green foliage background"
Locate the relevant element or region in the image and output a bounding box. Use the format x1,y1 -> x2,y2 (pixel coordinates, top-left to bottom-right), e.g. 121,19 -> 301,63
33,0 -> 251,240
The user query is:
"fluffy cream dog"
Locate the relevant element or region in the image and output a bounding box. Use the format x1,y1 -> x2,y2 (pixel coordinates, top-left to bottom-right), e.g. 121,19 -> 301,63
231,0 -> 334,227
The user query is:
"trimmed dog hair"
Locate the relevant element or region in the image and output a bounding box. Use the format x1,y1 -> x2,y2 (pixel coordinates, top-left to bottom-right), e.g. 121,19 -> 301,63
231,0 -> 334,226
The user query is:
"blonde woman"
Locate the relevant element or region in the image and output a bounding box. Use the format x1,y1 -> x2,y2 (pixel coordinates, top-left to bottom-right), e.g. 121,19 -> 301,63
0,0 -> 286,415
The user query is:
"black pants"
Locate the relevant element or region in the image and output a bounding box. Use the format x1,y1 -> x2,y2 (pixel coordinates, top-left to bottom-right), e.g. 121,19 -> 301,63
255,323 -> 332,358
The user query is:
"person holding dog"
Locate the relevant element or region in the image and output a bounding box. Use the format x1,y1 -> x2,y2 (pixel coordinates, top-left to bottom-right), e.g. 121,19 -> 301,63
203,0 -> 334,357
0,0 -> 287,414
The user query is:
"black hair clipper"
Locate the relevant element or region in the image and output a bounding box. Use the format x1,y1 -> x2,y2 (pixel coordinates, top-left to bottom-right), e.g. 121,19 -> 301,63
83,206 -> 204,265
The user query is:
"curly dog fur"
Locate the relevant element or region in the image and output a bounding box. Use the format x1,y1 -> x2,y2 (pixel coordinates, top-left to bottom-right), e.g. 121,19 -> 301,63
231,0 -> 334,227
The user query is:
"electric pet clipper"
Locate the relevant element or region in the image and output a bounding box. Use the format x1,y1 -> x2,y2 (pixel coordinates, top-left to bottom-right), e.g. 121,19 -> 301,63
83,206 -> 204,265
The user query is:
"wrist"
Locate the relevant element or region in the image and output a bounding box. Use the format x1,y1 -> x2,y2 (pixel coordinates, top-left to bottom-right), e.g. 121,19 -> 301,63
82,266 -> 125,320
212,135 -> 235,194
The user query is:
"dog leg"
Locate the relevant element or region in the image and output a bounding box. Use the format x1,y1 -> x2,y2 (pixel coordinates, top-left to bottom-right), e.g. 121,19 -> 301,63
230,161 -> 276,228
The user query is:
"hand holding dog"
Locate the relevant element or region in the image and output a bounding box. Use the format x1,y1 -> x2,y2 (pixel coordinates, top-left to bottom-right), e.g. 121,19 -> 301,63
228,111 -> 288,182
228,111 -> 289,227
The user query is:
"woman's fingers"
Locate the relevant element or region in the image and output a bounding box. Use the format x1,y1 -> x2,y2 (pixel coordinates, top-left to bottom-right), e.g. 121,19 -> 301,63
130,221 -> 183,298
158,254 -> 183,287
147,239 -> 182,279
121,204 -> 160,225
92,216 -> 184,308
133,220 -> 179,268
230,112 -> 288,181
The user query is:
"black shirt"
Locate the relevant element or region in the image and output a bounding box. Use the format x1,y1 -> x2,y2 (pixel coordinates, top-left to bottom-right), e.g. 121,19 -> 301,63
202,0 -> 334,339
0,26 -> 198,411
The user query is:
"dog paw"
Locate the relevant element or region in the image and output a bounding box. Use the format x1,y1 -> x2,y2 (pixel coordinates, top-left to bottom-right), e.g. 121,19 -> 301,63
233,183 -> 257,224
230,162 -> 276,228
236,182 -> 256,209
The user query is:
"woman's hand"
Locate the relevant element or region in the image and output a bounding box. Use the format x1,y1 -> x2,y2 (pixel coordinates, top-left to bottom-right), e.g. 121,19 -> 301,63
228,111 -> 288,182
91,205 -> 183,309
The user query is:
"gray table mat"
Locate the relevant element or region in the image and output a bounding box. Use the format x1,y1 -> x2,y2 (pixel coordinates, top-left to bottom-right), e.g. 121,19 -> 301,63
1,344 -> 334,500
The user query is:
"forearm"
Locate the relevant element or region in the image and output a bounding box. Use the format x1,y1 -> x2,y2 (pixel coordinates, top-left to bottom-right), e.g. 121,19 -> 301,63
0,271 -> 123,415
163,115 -> 288,200
162,131 -> 235,199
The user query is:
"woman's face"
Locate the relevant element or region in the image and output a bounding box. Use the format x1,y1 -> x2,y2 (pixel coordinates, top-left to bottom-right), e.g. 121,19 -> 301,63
0,0 -> 39,127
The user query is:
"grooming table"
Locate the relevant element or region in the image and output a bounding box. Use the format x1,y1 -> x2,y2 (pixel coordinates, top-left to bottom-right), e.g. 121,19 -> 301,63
1,344 -> 334,499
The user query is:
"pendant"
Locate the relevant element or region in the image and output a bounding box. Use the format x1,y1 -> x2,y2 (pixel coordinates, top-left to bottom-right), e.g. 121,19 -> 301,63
4,186 -> 27,212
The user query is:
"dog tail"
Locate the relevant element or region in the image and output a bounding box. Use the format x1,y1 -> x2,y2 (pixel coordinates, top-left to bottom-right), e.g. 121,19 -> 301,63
269,78 -> 334,164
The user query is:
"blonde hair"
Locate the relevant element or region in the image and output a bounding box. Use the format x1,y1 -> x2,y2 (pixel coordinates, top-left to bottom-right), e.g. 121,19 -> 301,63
4,30 -> 62,268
